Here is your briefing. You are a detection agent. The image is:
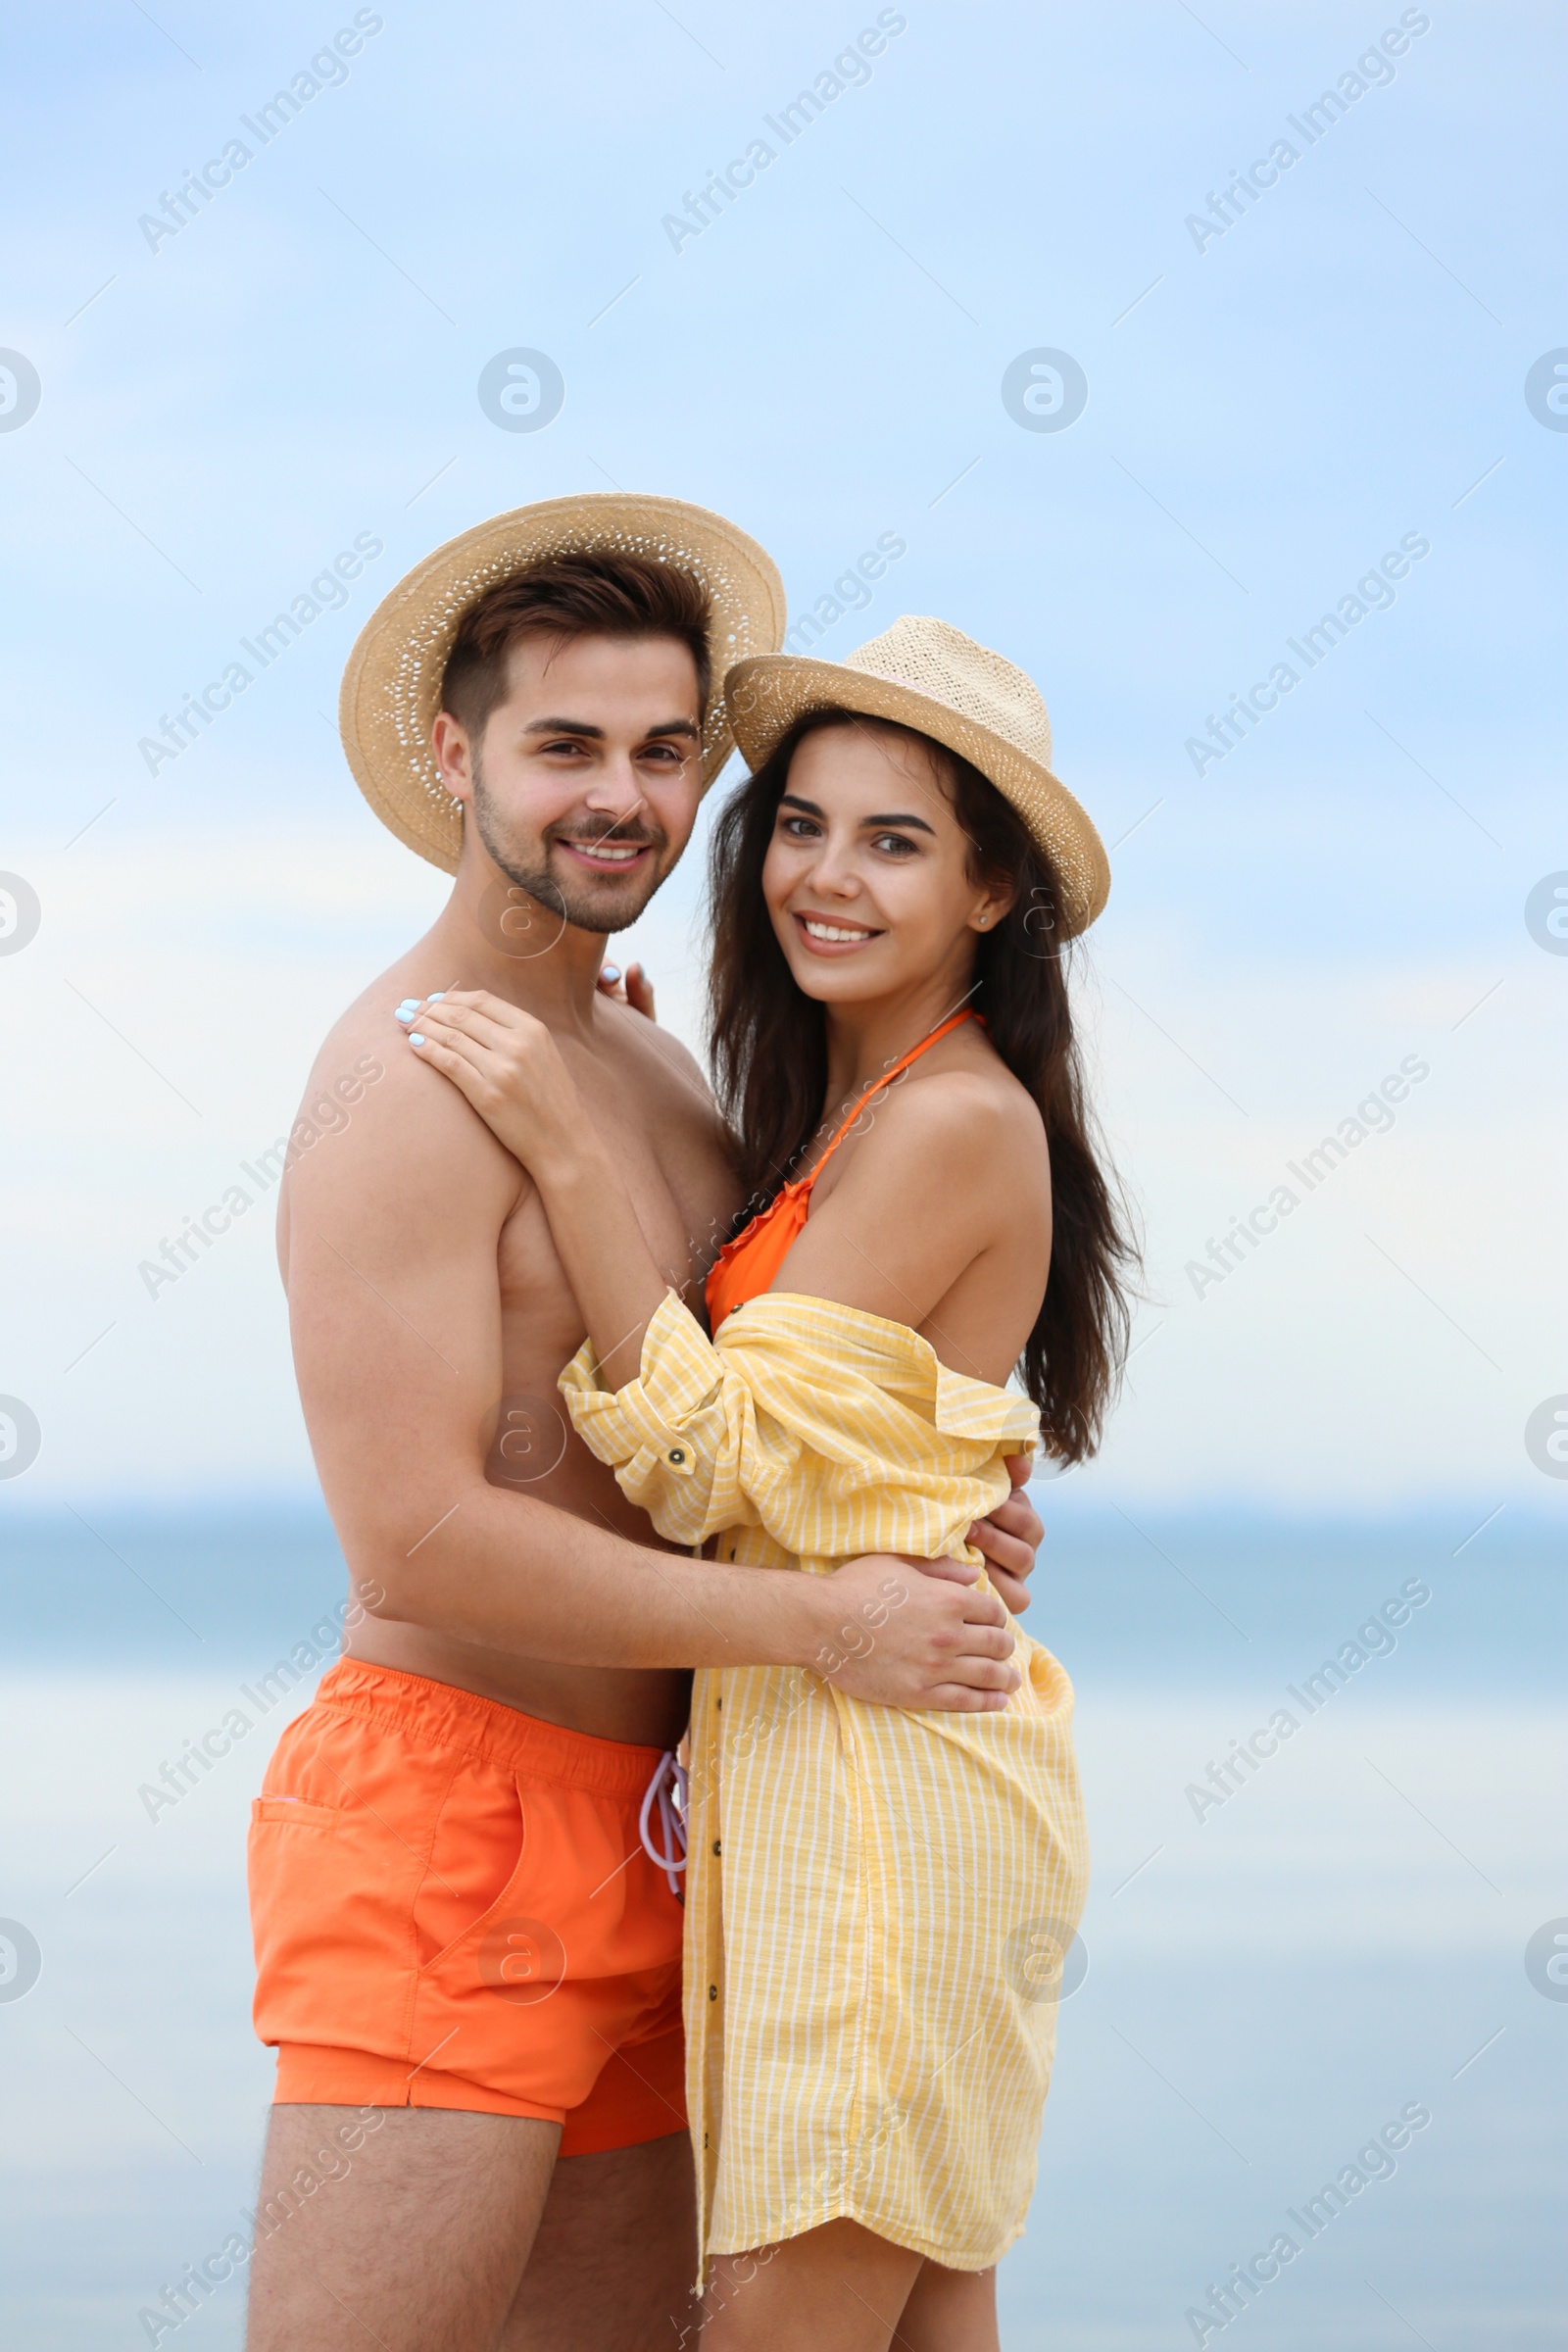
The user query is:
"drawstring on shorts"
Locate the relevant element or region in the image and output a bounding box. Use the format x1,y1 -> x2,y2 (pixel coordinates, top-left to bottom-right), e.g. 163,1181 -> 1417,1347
639,1749 -> 688,1898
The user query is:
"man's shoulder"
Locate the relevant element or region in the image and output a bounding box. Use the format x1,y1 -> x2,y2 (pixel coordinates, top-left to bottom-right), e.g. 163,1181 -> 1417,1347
286,969 -> 520,1210
297,982 -> 397,1118
601,998 -> 716,1112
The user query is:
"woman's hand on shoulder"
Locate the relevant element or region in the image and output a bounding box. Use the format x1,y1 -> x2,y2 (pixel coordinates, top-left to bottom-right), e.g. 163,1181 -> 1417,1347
595,960 -> 656,1019
398,989 -> 584,1176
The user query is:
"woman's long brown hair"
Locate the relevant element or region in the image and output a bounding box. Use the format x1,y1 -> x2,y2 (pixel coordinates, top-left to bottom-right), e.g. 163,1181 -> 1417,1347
706,708 -> 1139,1462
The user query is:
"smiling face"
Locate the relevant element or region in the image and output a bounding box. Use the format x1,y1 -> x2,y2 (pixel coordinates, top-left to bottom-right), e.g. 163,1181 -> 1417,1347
760,718 -> 1015,1011
432,629 -> 705,934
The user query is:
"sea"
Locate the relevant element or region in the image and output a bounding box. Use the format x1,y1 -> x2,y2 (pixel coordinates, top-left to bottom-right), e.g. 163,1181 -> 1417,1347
1,1500 -> 1562,2349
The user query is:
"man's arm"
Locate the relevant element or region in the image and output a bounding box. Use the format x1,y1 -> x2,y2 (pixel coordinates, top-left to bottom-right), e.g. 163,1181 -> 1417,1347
282,1033 -> 1018,1709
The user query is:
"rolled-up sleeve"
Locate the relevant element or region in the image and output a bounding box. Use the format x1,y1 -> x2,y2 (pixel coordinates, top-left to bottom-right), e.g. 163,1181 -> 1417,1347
558,1293 -> 759,1546
559,1291 -> 1041,1568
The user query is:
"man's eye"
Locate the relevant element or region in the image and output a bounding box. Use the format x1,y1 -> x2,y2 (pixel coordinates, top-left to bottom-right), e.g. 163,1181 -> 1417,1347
540,739 -> 587,758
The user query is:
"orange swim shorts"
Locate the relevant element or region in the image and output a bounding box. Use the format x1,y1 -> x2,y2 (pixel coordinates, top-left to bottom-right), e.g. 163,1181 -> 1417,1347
248,1658 -> 686,2155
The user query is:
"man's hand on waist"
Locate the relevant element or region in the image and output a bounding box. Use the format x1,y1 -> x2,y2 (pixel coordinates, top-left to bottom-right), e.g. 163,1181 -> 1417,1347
806,1553 -> 1018,1712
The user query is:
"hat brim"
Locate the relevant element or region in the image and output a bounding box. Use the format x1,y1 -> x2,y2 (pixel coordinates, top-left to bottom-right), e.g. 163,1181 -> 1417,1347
340,494 -> 788,873
723,653 -> 1110,938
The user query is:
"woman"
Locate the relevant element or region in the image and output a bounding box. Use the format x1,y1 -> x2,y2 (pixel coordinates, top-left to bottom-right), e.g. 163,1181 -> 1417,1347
401,616 -> 1136,2349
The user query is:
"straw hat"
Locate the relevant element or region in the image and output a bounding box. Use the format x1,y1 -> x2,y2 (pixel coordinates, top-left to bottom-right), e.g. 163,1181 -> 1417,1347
724,615 -> 1109,936
339,493 -> 787,872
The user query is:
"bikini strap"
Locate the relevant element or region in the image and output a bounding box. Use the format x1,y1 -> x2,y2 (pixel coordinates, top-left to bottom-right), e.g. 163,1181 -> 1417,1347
803,1007 -> 977,1190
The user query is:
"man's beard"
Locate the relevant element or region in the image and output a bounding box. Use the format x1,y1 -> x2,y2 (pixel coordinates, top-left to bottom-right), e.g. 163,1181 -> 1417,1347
469,763 -> 672,937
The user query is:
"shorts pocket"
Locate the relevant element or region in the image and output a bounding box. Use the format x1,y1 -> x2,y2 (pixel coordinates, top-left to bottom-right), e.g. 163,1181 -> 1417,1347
251,1796 -> 337,1831
414,1771 -> 529,1973
248,1798 -> 355,2042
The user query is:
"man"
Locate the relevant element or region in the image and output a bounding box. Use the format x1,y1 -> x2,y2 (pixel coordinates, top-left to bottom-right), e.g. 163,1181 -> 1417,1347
245,496 -> 1041,2351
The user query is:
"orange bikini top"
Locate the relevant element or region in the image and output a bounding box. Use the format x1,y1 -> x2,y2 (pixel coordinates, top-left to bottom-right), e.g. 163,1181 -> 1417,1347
705,1009 -> 978,1333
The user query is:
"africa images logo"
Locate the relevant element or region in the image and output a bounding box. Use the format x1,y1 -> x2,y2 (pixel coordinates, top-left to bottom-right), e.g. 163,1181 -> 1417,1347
0,350 -> 41,432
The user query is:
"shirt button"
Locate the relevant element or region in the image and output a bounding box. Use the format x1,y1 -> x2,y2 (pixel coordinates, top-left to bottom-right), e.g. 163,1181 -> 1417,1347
712,1839 -> 721,1855
709,1984 -> 718,2000
668,1446 -> 686,1465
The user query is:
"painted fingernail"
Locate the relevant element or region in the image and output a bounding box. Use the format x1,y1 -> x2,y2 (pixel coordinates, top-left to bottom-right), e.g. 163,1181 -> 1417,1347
427,992 -> 445,1002
408,1033 -> 425,1047
395,1004 -> 418,1019
601,964 -> 621,984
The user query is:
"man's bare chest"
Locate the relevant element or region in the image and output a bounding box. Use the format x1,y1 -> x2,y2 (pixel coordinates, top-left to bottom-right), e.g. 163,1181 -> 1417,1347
496,1087 -> 739,1353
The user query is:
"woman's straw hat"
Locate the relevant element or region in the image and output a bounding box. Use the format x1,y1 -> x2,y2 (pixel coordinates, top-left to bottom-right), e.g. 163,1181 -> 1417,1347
340,493 -> 787,872
724,615 -> 1109,936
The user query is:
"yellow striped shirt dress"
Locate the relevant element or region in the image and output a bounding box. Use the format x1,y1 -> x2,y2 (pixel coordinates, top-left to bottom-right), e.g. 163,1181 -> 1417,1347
560,1291 -> 1089,2276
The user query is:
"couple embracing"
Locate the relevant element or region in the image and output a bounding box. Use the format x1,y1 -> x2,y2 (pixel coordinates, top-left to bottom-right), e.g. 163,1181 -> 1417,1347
245,495 -> 1134,2350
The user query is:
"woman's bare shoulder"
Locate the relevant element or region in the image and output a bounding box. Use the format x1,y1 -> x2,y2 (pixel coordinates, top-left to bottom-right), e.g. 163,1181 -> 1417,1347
782,1048 -> 1050,1332
869,1052 -> 1046,1160
827,1054 -> 1049,1233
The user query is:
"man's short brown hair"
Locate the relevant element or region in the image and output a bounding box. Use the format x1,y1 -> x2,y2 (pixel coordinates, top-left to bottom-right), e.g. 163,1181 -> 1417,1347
440,551 -> 712,740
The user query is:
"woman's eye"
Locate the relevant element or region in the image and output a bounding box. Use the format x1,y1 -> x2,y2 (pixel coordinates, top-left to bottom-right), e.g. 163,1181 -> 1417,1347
871,832 -> 917,857
779,815 -> 819,840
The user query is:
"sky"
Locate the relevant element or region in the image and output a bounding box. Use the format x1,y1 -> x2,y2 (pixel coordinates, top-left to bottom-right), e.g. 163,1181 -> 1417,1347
0,17 -> 1563,2345
0,0 -> 1564,1510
